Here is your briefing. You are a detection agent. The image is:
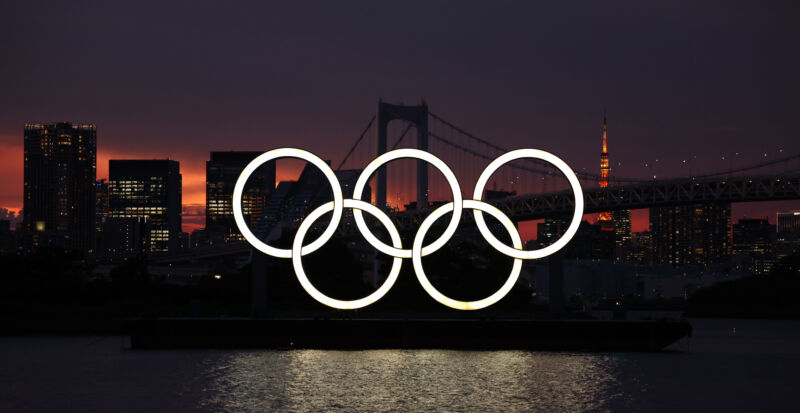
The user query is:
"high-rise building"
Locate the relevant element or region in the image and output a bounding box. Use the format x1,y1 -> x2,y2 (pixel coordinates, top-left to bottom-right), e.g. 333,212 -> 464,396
100,217 -> 148,256
732,217 -> 776,275
108,160 -> 181,252
537,216 -> 570,248
732,218 -> 774,256
94,179 -> 109,232
250,162 -> 369,239
537,218 -> 607,260
650,203 -> 731,266
775,210 -> 800,259
206,152 -> 275,242
612,209 -> 632,250
23,122 -> 97,251
777,210 -> 800,241
626,231 -> 653,264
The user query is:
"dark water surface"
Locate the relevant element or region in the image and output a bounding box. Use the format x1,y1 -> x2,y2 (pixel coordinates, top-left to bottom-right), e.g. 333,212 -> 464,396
1,318 -> 798,412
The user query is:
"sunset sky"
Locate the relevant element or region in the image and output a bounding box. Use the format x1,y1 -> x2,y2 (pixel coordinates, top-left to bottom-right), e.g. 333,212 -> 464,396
1,1 -> 798,237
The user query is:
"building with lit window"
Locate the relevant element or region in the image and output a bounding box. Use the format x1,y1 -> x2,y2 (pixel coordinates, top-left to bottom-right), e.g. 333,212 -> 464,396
206,152 -> 275,242
23,122 -> 96,251
732,217 -> 776,274
777,211 -> 800,240
775,210 -> 800,258
94,179 -> 109,232
626,231 -> 653,264
108,160 -> 181,252
537,216 -> 569,248
250,162 -> 369,239
536,217 -> 609,260
612,209 -> 632,260
650,203 -> 731,267
732,218 -> 774,256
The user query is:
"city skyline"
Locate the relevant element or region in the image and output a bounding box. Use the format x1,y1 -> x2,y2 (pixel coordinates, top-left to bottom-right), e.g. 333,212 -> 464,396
1,2 -> 798,235
2,3 -> 800,411
1,113 -> 794,239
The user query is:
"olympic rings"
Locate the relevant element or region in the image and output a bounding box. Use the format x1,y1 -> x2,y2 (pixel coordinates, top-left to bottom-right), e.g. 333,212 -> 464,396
234,147 -> 584,310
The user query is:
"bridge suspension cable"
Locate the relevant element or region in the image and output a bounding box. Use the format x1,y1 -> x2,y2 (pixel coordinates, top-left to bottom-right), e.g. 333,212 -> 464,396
429,111 -> 647,184
335,106 -> 800,188
429,110 -> 800,184
686,152 -> 800,179
391,122 -> 414,150
336,115 -> 375,171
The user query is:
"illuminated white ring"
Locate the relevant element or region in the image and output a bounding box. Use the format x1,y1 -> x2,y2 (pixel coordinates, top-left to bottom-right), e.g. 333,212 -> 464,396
412,200 -> 523,310
473,149 -> 584,260
352,148 -> 462,258
233,148 -> 343,258
292,199 -> 403,310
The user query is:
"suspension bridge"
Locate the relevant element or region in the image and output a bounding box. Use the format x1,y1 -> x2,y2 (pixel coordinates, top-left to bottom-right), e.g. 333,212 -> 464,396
150,100 -> 800,264
337,100 -> 800,225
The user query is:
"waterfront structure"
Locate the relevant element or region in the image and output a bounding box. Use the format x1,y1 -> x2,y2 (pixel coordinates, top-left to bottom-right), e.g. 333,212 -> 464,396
108,160 -> 181,252
650,203 -> 731,266
206,151 -> 275,242
23,122 -> 97,251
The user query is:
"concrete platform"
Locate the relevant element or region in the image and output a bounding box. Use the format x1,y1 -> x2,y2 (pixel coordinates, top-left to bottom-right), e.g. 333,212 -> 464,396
125,317 -> 692,351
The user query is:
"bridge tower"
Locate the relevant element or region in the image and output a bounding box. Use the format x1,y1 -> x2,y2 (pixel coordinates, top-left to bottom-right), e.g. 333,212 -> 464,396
376,100 -> 429,210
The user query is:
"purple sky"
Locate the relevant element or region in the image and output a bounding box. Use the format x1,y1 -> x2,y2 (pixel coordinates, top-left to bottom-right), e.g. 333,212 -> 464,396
1,1 -> 798,232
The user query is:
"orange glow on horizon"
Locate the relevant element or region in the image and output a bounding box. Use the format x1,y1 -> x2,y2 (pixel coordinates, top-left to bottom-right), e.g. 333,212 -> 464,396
0,139 -> 790,237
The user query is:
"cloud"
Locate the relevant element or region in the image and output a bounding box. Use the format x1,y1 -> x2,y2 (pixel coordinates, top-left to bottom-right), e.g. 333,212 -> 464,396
0,140 -> 23,209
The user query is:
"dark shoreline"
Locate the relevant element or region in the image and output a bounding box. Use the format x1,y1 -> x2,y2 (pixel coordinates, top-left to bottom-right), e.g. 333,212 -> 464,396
122,317 -> 692,352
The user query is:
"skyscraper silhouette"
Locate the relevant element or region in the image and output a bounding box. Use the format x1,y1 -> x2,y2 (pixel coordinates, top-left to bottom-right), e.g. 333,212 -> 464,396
23,122 -> 96,250
206,152 -> 275,242
650,203 -> 731,266
108,160 -> 182,252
